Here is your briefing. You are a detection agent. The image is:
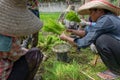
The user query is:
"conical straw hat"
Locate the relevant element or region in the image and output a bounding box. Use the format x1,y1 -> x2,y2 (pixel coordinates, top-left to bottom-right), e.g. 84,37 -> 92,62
77,0 -> 120,15
0,0 -> 43,37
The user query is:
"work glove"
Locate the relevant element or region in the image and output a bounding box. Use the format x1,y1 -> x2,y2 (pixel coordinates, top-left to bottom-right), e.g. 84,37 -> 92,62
63,19 -> 79,30
80,19 -> 91,26
90,43 -> 98,53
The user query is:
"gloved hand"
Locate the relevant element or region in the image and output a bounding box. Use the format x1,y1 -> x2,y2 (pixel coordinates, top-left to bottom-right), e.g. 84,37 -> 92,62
63,19 -> 71,29
90,43 -> 98,53
80,19 -> 91,26
64,19 -> 78,30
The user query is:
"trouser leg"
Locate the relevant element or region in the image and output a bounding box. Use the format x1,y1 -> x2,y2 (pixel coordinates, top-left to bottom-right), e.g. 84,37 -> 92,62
7,55 -> 29,80
7,48 -> 43,80
95,34 -> 120,74
25,48 -> 43,80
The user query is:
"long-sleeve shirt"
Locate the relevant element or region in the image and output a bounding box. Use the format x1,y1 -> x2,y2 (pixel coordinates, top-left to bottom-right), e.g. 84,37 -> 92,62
74,13 -> 120,48
84,22 -> 96,33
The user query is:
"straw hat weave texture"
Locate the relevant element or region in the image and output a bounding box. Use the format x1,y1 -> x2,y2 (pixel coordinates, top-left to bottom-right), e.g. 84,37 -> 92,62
0,0 -> 43,37
78,0 -> 120,15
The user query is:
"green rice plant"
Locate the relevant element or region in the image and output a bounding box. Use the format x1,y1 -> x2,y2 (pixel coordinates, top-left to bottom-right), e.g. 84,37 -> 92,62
38,32 -> 45,43
42,19 -> 65,35
54,61 -> 80,80
65,10 -> 81,22
38,32 -> 65,51
43,60 -> 89,80
40,12 -> 60,22
39,12 -> 115,80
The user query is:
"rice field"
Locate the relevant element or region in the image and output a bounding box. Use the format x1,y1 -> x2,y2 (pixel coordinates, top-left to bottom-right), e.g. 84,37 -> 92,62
36,12 -> 120,80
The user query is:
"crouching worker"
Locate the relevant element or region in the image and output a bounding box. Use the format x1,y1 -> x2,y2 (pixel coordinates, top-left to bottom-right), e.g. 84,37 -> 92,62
0,0 -> 43,80
60,0 -> 120,79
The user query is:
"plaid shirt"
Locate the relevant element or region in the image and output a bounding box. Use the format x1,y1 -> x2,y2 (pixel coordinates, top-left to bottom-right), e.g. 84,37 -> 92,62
0,38 -> 27,80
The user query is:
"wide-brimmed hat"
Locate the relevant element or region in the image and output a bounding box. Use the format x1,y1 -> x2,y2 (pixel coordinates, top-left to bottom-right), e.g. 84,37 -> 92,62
0,0 -> 43,37
77,0 -> 120,15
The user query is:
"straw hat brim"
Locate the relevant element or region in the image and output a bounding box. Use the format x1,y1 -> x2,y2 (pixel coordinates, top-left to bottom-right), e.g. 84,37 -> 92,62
0,0 -> 43,37
77,0 -> 120,15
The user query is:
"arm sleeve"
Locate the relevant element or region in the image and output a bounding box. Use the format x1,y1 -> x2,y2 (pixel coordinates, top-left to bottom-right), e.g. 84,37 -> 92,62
84,22 -> 96,35
90,22 -> 96,27
74,16 -> 116,48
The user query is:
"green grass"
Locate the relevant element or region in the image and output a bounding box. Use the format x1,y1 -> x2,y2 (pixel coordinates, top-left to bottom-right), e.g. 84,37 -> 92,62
40,12 -> 60,22
42,60 -> 89,80
38,12 -> 120,80
40,47 -> 107,80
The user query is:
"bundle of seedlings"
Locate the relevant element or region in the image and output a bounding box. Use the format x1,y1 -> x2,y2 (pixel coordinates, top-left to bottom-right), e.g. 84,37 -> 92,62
42,19 -> 65,35
65,10 -> 81,22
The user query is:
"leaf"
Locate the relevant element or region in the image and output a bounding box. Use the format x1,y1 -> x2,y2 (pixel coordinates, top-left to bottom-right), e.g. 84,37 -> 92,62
65,10 -> 81,22
42,19 -> 65,35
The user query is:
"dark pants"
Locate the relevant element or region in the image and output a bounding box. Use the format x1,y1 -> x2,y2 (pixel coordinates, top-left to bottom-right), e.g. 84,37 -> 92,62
7,48 -> 43,80
95,34 -> 120,74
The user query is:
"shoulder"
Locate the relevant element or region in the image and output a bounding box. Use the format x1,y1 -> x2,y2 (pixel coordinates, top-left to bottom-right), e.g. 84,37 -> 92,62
95,14 -> 114,27
97,14 -> 110,21
96,14 -> 116,24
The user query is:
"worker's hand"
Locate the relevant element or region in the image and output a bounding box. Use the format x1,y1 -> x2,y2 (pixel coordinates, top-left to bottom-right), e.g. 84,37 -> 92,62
64,19 -> 78,30
66,29 -> 74,32
90,43 -> 98,53
59,32 -> 68,41
80,19 -> 91,26
66,29 -> 77,35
